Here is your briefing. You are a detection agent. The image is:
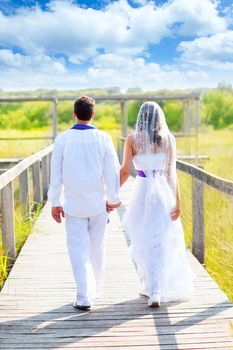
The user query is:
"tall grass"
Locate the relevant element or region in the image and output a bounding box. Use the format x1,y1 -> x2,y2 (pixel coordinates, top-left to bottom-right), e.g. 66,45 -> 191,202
177,128 -> 233,302
0,202 -> 43,288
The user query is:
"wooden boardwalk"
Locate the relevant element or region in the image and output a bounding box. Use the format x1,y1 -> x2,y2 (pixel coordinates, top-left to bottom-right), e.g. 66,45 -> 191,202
0,177 -> 232,349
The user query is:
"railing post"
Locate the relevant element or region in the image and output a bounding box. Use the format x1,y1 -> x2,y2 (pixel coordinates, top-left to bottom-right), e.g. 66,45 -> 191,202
192,177 -> 205,264
1,181 -> 16,268
52,99 -> 58,141
117,138 -> 123,164
19,168 -> 30,218
32,160 -> 42,211
120,100 -> 128,137
41,155 -> 49,203
48,152 -> 52,182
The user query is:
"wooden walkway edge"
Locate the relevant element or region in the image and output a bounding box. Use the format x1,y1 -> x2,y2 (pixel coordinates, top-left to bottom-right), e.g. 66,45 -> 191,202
0,178 -> 233,349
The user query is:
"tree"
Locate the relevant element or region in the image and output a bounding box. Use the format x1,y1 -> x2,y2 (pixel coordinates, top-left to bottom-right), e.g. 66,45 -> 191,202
202,89 -> 233,129
163,101 -> 183,131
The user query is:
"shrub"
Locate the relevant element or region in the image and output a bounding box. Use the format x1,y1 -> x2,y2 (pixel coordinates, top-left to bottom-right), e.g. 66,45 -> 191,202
202,89 -> 233,129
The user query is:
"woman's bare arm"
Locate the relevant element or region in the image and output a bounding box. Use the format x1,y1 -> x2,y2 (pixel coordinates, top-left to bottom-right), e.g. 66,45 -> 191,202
171,175 -> 181,221
120,136 -> 134,187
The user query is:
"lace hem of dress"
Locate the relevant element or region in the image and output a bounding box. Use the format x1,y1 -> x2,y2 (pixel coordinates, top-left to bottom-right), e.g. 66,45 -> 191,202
159,286 -> 195,303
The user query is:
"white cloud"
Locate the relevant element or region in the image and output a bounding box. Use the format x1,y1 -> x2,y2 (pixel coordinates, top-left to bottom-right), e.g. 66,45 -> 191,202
0,49 -> 66,72
0,0 -> 227,62
0,0 -> 231,90
0,52 -> 210,91
87,53 -> 209,90
161,0 -> 226,36
178,30 -> 233,69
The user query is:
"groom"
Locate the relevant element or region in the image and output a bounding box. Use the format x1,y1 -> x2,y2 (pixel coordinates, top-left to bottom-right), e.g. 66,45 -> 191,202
48,96 -> 121,310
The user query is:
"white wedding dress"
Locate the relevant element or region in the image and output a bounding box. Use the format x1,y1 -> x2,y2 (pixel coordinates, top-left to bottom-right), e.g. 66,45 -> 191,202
123,102 -> 194,303
123,153 -> 194,302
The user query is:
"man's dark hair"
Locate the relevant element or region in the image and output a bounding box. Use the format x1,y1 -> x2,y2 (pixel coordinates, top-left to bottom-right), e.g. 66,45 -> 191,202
74,96 -> 95,121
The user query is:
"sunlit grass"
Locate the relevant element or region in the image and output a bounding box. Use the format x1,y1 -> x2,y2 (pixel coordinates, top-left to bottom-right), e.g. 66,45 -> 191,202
0,202 -> 42,289
177,128 -> 233,302
176,128 -> 233,180
0,128 -> 52,158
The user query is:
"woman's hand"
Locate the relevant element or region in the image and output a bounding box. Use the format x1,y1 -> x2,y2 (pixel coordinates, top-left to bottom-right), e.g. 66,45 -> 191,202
170,202 -> 181,221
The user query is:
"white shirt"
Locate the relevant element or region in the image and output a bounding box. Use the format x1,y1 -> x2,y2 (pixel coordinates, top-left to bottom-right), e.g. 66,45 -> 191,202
48,126 -> 120,217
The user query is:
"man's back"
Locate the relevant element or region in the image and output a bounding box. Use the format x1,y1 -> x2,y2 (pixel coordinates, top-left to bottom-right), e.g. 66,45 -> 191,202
48,127 -> 120,217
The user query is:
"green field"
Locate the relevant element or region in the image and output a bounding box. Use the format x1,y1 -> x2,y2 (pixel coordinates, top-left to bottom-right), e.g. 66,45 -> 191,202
176,129 -> 233,302
0,126 -> 233,302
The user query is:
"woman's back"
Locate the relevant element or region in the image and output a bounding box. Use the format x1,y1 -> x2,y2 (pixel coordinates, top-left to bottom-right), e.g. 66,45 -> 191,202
133,152 -> 167,171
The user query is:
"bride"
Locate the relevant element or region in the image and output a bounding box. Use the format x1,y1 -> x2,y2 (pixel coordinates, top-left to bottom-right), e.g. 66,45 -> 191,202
120,101 -> 194,307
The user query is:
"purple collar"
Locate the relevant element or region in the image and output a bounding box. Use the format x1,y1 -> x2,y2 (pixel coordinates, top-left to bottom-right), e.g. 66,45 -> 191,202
71,124 -> 95,130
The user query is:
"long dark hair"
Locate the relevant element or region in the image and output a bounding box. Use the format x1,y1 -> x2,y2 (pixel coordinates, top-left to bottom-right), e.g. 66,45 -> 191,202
136,102 -> 162,146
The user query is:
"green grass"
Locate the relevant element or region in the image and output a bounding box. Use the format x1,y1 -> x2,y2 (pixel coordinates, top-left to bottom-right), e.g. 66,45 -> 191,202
0,123 -> 121,158
177,129 -> 233,302
0,128 -> 52,158
176,128 -> 233,180
0,202 -> 42,288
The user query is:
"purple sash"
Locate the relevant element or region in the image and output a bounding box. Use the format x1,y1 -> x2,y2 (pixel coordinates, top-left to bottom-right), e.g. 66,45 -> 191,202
137,170 -> 146,177
137,170 -> 164,177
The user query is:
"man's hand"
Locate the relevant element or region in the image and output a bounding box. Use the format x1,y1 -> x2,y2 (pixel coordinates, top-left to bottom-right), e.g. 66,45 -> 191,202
170,205 -> 180,221
51,206 -> 65,223
106,201 -> 121,213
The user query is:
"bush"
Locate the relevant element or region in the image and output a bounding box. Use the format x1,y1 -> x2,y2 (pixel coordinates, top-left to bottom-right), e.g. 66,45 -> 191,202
163,101 -> 183,131
128,101 -> 142,127
57,102 -> 73,124
127,100 -> 183,131
0,102 -> 51,129
202,89 -> 233,129
94,103 -> 120,130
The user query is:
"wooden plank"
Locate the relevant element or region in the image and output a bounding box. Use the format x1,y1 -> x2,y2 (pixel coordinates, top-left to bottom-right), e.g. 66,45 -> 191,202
41,156 -> 49,203
0,176 -> 232,350
1,181 -> 16,267
19,168 -> 30,218
192,177 -> 205,264
0,93 -> 200,103
52,99 -> 58,140
177,159 -> 233,195
31,160 -> 42,211
0,144 -> 53,190
120,100 -> 128,137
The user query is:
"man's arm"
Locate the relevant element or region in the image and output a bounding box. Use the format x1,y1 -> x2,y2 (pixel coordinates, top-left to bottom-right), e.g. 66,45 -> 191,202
47,140 -> 65,223
103,136 -> 121,207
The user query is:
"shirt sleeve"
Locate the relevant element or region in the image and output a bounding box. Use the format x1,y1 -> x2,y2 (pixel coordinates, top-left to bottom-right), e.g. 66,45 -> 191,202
103,135 -> 120,205
47,139 -> 63,207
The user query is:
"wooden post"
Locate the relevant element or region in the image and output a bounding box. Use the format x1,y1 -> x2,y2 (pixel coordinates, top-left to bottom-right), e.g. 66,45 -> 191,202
195,99 -> 199,163
120,100 -> 128,137
41,156 -> 49,203
1,182 -> 16,267
117,138 -> 123,163
52,99 -> 58,141
32,160 -> 42,211
48,152 -> 52,184
192,177 -> 205,264
19,169 -> 30,218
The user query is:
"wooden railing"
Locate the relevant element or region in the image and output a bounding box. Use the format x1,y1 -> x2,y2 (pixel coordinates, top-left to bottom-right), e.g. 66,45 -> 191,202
117,138 -> 233,265
0,145 -> 53,268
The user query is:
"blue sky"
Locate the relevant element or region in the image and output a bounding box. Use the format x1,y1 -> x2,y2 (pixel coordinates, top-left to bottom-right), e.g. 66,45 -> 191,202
0,0 -> 233,91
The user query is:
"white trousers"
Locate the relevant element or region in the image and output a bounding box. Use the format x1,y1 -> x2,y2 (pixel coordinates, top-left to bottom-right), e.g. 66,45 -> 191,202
65,212 -> 108,306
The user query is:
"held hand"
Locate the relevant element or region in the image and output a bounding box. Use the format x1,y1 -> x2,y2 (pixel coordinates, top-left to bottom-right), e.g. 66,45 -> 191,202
106,201 -> 121,213
51,206 -> 65,223
170,204 -> 181,221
